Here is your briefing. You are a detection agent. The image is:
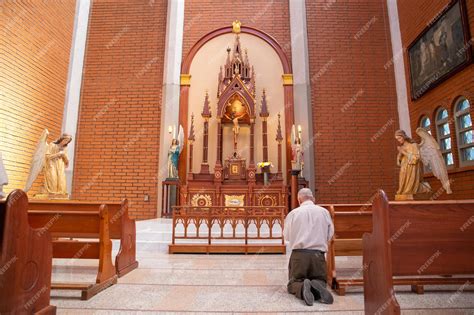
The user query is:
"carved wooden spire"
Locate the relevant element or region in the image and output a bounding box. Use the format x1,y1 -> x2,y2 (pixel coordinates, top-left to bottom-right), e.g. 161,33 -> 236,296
201,91 -> 211,118
218,66 -> 223,97
259,89 -> 269,118
276,113 -> 283,142
188,113 -> 195,142
219,34 -> 255,96
250,66 -> 256,97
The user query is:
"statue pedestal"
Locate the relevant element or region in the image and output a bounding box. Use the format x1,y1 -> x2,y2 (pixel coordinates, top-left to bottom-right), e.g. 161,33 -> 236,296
33,193 -> 69,200
162,179 -> 180,218
395,192 -> 432,201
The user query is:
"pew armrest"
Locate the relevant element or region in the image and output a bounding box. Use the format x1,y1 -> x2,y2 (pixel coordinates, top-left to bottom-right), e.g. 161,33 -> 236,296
115,199 -> 139,277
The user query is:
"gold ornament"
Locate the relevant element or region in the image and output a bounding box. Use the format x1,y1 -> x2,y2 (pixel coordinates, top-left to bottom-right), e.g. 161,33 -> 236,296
232,20 -> 241,34
224,194 -> 245,207
257,194 -> 277,207
191,194 -> 212,207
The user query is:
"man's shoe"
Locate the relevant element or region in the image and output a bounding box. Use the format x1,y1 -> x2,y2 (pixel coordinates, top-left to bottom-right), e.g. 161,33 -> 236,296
302,279 -> 315,306
310,280 -> 334,304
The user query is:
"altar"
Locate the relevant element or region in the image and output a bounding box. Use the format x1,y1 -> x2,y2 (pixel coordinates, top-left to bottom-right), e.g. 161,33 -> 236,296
178,31 -> 290,210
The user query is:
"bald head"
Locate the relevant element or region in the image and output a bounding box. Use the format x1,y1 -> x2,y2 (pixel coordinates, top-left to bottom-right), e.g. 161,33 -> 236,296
297,188 -> 314,204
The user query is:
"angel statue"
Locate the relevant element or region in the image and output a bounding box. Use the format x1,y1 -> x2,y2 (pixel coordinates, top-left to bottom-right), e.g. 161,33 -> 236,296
167,125 -> 184,179
0,152 -> 8,199
395,129 -> 451,200
24,129 -> 72,198
291,125 -> 304,174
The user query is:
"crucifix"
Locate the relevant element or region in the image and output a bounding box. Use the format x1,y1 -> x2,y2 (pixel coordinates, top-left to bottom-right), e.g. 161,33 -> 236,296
224,108 -> 246,153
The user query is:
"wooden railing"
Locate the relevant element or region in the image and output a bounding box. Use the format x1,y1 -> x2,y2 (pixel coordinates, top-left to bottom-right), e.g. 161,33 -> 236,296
169,205 -> 286,254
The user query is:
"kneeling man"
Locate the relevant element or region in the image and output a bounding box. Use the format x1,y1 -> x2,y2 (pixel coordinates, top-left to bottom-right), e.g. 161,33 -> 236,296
284,188 -> 334,306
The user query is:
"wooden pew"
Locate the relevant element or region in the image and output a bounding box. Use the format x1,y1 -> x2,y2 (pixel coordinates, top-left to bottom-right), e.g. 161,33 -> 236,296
325,201 -> 465,296
27,204 -> 118,300
322,204 -> 372,295
0,190 -> 56,314
363,190 -> 474,315
28,199 -> 138,277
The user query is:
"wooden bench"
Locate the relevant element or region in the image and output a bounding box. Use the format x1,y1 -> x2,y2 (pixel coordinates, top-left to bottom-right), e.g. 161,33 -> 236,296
0,190 -> 56,314
363,190 -> 474,315
322,204 -> 372,295
27,203 -> 118,300
28,199 -> 138,277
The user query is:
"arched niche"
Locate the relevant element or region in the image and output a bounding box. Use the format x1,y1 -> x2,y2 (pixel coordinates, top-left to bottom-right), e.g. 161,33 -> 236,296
178,26 -> 294,182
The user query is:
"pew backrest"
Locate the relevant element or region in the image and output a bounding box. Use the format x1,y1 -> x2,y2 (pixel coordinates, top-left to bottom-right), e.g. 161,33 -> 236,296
389,201 -> 474,277
28,200 -> 126,239
363,190 -> 474,315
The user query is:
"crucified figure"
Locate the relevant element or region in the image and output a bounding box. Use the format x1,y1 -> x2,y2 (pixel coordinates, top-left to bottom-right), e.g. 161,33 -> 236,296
224,109 -> 246,153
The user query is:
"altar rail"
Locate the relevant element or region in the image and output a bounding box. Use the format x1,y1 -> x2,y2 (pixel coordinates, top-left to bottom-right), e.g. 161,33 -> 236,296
169,206 -> 286,254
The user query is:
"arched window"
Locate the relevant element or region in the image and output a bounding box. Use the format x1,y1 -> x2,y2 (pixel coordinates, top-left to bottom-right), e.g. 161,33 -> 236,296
454,98 -> 473,166
420,116 -> 431,134
436,108 -> 454,166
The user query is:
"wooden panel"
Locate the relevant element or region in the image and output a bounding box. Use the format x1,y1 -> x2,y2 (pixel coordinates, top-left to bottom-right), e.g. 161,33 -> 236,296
53,241 -> 100,259
334,212 -> 372,238
0,190 -> 56,314
28,201 -> 122,239
334,239 -> 363,256
28,211 -> 101,237
389,203 -> 474,276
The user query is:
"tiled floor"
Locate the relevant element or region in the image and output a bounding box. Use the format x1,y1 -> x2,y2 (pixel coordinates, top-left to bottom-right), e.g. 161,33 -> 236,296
51,219 -> 474,314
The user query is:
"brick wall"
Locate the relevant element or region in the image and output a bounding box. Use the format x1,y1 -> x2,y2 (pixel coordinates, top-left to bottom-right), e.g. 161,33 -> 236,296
0,1 -> 76,196
72,0 -> 167,219
397,0 -> 474,199
182,0 -> 292,62
306,0 -> 400,203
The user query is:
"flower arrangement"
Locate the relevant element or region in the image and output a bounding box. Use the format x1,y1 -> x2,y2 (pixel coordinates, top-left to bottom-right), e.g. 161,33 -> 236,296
257,161 -> 273,169
257,161 -> 273,185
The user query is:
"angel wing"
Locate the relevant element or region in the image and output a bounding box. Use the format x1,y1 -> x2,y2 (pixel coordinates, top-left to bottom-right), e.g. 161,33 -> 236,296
0,151 -> 8,186
177,125 -> 184,154
24,129 -> 49,192
416,127 -> 452,194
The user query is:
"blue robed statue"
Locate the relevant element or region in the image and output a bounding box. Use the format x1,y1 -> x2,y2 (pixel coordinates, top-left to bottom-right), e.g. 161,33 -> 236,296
167,125 -> 184,179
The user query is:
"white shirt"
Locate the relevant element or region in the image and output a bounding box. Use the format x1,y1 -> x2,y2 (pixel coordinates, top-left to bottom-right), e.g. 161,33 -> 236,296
283,200 -> 334,252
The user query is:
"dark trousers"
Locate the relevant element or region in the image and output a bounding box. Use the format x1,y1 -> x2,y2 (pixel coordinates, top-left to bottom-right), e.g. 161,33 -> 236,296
287,249 -> 327,299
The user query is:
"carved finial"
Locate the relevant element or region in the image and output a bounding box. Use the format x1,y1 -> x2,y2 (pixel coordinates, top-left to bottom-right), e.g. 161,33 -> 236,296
234,34 -> 242,56
232,20 -> 241,34
201,91 -> 212,118
260,89 -> 269,118
226,47 -> 231,65
276,113 -> 283,142
251,66 -> 256,96
188,113 -> 196,142
218,66 -> 223,97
